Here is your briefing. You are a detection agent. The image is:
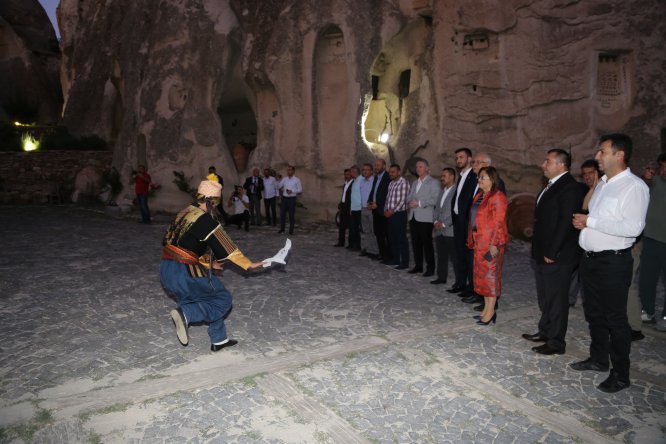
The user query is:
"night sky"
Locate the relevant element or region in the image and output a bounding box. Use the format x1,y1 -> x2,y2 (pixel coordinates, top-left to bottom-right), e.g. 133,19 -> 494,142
38,0 -> 60,38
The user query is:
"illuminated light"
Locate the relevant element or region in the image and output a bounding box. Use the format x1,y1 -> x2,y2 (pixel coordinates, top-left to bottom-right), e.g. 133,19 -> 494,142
22,134 -> 39,152
13,121 -> 31,127
379,133 -> 390,143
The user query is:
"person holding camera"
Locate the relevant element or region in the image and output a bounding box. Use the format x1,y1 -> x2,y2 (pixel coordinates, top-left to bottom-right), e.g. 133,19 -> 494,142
226,185 -> 250,231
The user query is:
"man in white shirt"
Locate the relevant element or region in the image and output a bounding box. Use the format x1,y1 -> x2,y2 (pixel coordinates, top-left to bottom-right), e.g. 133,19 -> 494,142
262,168 -> 279,226
278,165 -> 303,235
571,133 -> 650,393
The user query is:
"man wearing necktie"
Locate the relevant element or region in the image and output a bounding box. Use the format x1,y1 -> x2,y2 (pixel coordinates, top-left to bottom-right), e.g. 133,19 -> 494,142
368,158 -> 392,262
523,149 -> 583,355
448,148 -> 476,296
244,167 -> 264,226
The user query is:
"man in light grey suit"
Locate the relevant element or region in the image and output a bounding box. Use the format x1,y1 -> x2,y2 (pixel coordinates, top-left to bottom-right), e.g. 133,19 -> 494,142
432,167 -> 457,284
407,159 -> 441,276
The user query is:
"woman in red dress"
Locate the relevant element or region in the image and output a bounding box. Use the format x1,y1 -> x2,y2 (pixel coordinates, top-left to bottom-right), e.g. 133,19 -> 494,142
467,166 -> 509,325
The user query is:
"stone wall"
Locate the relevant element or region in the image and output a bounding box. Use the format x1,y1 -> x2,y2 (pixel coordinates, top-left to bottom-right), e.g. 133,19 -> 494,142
55,0 -> 666,219
0,151 -> 112,204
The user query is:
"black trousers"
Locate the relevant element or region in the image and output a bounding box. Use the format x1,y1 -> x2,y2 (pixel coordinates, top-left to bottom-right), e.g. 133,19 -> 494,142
580,251 -> 633,380
387,211 -> 409,267
349,210 -> 361,249
264,197 -> 277,225
280,197 -> 297,234
434,236 -> 455,281
373,208 -> 390,260
249,194 -> 262,225
409,218 -> 435,272
452,215 -> 471,289
338,205 -> 350,245
227,211 -> 249,231
534,260 -> 576,349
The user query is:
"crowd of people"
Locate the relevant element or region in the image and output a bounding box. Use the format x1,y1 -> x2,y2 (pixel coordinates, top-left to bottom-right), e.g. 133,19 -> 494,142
335,151 -> 511,327
332,134 -> 664,394
150,133 -> 664,394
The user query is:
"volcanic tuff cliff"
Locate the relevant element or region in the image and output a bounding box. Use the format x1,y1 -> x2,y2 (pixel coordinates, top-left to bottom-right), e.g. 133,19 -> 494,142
0,0 -> 62,124
57,0 -> 666,216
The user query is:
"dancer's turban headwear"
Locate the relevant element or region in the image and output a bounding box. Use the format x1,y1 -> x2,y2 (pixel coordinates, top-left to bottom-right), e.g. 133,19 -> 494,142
197,174 -> 222,199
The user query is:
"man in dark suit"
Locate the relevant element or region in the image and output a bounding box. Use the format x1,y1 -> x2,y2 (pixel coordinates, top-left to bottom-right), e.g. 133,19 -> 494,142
523,149 -> 584,355
448,148 -> 477,295
368,158 -> 392,262
335,168 -> 354,247
243,167 -> 264,226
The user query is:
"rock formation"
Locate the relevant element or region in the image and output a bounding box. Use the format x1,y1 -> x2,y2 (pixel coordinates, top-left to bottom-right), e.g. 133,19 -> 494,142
0,0 -> 62,124
56,0 -> 666,218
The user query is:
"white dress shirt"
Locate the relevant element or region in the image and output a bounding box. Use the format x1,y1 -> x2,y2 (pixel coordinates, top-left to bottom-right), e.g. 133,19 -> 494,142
453,167 -> 472,215
536,171 -> 567,205
279,175 -> 302,197
263,176 -> 278,199
579,168 -> 650,252
341,179 -> 353,203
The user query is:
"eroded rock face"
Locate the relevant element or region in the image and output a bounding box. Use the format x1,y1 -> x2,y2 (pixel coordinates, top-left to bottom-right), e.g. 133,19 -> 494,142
0,0 -> 62,124
58,0 -> 666,217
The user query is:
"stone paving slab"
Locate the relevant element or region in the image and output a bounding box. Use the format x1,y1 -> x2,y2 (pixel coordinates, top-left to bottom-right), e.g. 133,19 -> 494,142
0,205 -> 664,443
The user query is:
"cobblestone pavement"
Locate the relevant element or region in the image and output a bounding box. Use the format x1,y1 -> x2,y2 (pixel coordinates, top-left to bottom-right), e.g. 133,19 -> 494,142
0,205 -> 664,443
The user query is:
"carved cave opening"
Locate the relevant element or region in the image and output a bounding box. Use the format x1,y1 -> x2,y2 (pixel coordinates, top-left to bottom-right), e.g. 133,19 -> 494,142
217,75 -> 257,173
362,17 -> 430,158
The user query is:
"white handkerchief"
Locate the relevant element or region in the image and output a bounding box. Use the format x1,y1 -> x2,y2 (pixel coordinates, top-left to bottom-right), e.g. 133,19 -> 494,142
262,239 -> 292,267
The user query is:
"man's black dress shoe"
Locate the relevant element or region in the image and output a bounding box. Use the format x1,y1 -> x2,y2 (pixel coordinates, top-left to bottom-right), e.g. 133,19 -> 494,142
211,339 -> 238,352
430,279 -> 447,285
395,264 -> 409,270
359,251 -> 368,257
631,330 -> 645,341
597,371 -> 630,393
408,268 -> 423,274
446,286 -> 464,294
462,294 -> 483,304
569,358 -> 609,372
423,271 -> 434,277
532,344 -> 565,355
522,332 -> 548,342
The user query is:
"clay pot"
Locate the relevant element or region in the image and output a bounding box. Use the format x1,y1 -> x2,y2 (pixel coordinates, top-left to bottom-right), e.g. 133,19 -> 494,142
507,192 -> 536,241
231,143 -> 249,172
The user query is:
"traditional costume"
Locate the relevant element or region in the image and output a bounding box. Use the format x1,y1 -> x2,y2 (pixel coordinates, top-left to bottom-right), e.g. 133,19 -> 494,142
160,176 -> 252,352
